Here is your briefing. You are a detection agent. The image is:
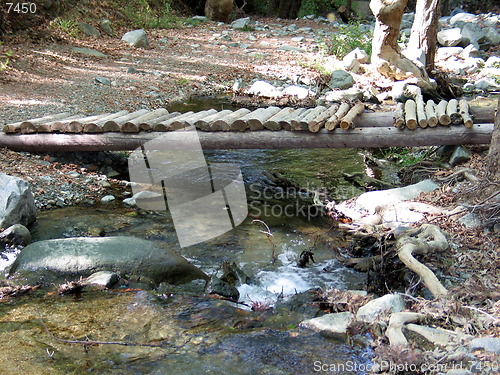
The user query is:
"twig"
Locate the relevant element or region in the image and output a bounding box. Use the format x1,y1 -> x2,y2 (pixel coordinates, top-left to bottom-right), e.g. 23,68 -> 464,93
252,219 -> 277,263
463,305 -> 500,324
36,309 -> 191,351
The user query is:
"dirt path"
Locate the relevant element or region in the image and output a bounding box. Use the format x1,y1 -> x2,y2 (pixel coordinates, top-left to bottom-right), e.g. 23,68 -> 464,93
0,17 -> 329,124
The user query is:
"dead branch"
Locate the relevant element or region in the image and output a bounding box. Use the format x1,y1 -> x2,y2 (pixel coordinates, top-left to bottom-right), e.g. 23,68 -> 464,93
386,312 -> 426,347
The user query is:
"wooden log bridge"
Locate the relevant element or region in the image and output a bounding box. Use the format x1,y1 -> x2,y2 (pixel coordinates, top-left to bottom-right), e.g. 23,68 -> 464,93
0,106 -> 494,152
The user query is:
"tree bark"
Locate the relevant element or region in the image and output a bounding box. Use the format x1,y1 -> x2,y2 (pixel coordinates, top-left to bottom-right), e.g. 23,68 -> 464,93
370,0 -> 435,90
408,0 -> 441,73
268,0 -> 302,19
486,97 -> 500,181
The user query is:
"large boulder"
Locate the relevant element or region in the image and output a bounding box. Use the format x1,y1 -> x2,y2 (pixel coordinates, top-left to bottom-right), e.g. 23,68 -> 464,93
121,29 -> 149,48
9,236 -> 208,286
0,174 -> 36,229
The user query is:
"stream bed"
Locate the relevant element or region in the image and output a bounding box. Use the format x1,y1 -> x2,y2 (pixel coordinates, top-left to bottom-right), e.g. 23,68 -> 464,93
0,101 -> 377,373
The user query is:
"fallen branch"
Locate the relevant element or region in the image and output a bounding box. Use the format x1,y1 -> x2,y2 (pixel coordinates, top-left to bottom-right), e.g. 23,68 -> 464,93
396,224 -> 449,299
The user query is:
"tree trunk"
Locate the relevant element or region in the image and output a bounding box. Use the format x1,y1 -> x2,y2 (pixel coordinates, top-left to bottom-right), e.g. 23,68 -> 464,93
486,97 -> 500,181
408,0 -> 441,73
268,0 -> 302,19
369,0 -> 435,91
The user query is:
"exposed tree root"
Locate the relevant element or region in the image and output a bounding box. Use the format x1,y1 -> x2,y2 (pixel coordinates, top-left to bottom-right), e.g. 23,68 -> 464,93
386,312 -> 426,347
396,224 -> 449,299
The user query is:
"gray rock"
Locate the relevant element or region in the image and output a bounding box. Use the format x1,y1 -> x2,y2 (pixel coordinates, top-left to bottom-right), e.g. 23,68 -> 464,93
0,224 -> 32,247
390,82 -> 422,102
101,195 -> 115,203
300,312 -> 354,335
354,179 -> 439,214
436,46 -> 464,60
71,47 -> 107,58
78,22 -> 100,38
461,44 -> 480,59
459,23 -> 483,48
469,337 -> 500,354
9,236 -> 208,285
356,294 -> 405,323
485,56 -> 500,68
445,370 -> 473,375
405,324 -> 466,346
474,78 -> 500,92
232,17 -> 251,30
324,87 -> 363,102
278,45 -> 304,52
122,29 -> 149,48
100,19 -> 113,36
95,77 -> 111,85
190,16 -> 208,22
449,145 -> 471,167
206,276 -> 239,301
281,85 -> 314,99
438,28 -> 462,47
450,12 -> 477,26
342,55 -> 361,73
123,197 -> 137,207
83,271 -> 119,288
459,213 -> 483,229
484,27 -> 500,46
0,174 -> 36,229
328,70 -> 355,90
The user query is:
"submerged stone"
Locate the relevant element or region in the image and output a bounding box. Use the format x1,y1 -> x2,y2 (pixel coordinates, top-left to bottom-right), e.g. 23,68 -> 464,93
9,236 -> 208,286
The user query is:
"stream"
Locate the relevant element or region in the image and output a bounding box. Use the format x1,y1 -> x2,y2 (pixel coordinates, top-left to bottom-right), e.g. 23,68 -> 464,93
0,98 -> 375,374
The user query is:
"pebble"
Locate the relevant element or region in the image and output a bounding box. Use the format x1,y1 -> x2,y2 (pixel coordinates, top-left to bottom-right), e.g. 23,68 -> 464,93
101,195 -> 116,203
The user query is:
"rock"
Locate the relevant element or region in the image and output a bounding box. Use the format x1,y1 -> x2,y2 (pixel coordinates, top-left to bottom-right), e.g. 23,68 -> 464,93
449,145 -> 471,167
0,224 -> 32,247
485,56 -> 500,68
342,55 -> 361,73
405,324 -> 465,346
122,29 -> 149,48
232,17 -> 251,30
9,236 -> 208,285
459,213 -> 483,229
459,23 -> 483,48
390,82 -> 421,102
245,80 -> 280,98
123,197 -> 137,207
71,47 -> 107,58
356,294 -> 405,323
0,174 -> 36,229
324,87 -> 363,102
206,276 -> 240,301
83,271 -> 119,288
101,195 -> 115,203
437,28 -> 462,47
299,312 -> 355,335
190,16 -> 209,22
95,77 -> 111,85
450,12 -> 477,26
436,46 -> 464,60
445,370 -> 473,375
484,27 -> 500,46
328,70 -> 355,90
469,337 -> 500,354
461,44 -> 480,59
354,179 -> 439,214
281,85 -> 314,99
78,22 -> 100,38
100,19 -> 113,36
343,47 -> 369,64
474,78 -> 500,92
278,45 -> 304,52
402,47 -> 426,69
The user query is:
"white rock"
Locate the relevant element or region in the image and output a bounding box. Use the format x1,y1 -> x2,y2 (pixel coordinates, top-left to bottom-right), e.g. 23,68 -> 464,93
343,47 -> 369,64
469,337 -> 500,354
461,44 -> 480,59
475,78 -> 500,91
356,294 -> 405,323
281,85 -> 315,99
406,324 -> 466,346
483,27 -> 500,46
232,17 -> 251,30
121,29 -> 149,48
402,47 -> 426,69
245,80 -> 280,98
437,28 -> 462,47
101,195 -> 116,203
132,190 -> 163,200
300,312 -> 355,334
123,197 -> 137,207
450,12 -> 477,26
485,56 -> 500,68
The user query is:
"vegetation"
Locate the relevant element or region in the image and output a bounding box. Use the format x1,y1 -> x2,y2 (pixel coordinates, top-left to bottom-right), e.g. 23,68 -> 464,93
118,0 -> 180,29
0,42 -> 13,73
323,21 -> 372,59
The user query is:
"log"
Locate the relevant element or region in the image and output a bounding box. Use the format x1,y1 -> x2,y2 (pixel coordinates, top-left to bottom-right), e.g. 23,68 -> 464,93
44,115 -> 84,133
6,112 -> 73,134
436,100 -> 450,125
195,110 -> 231,131
404,99 -> 418,130
246,107 -> 281,131
340,101 -> 364,130
123,108 -> 169,132
298,106 -> 327,131
160,111 -> 194,130
425,100 -> 438,127
283,108 -> 306,131
151,112 -> 183,131
393,102 -> 404,129
446,98 -> 461,125
309,104 -> 339,132
172,109 -> 218,130
416,94 -> 427,128
115,110 -> 150,133
1,124 -> 492,152
459,99 -> 473,128
290,108 -> 314,131
213,108 -> 251,131
84,110 -> 130,133
263,107 -> 292,131
325,103 -> 350,131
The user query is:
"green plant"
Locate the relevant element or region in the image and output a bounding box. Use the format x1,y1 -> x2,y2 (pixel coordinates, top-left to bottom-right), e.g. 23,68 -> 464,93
299,0 -> 332,17
324,21 -> 372,59
120,0 -> 180,29
51,18 -> 78,37
375,147 -> 429,166
0,43 -> 13,72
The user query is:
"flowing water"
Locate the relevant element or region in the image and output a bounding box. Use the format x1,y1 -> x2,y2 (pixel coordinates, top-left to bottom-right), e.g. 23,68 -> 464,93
0,98 -> 374,374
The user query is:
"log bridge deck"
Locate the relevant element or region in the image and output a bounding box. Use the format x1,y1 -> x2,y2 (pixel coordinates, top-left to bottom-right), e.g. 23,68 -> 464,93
0,106 -> 495,152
